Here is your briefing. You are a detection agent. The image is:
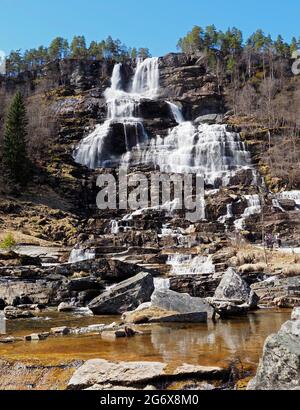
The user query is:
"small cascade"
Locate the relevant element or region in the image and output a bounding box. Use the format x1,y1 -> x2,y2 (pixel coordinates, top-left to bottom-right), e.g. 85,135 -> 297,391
276,190 -> 300,207
218,203 -> 233,224
132,57 -> 160,98
234,194 -> 261,230
68,247 -> 95,263
166,101 -> 184,124
167,254 -> 215,275
154,277 -> 170,291
110,220 -> 120,234
159,225 -> 192,246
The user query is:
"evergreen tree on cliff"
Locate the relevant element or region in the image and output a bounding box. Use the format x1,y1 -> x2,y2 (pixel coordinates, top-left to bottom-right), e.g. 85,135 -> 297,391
2,91 -> 29,185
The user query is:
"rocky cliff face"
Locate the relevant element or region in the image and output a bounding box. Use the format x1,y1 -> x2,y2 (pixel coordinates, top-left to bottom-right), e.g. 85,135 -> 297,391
0,53 -> 299,300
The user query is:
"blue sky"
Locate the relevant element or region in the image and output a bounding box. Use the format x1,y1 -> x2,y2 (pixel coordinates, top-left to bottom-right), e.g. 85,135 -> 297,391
0,0 -> 299,56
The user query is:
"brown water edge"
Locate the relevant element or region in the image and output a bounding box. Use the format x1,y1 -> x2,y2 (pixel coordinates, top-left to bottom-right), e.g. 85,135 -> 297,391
0,308 -> 291,390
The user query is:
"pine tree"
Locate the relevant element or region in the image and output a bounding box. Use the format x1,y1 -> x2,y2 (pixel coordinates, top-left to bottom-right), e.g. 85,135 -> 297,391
2,91 -> 29,185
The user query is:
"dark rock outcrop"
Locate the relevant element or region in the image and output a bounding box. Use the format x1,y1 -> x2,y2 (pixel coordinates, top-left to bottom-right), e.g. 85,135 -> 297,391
88,272 -> 154,314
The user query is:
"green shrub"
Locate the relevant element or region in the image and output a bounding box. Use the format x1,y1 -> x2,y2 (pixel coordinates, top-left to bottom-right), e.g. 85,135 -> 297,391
0,233 -> 17,250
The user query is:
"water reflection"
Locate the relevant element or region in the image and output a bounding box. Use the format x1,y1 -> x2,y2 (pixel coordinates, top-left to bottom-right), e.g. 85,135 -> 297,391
0,309 -> 291,369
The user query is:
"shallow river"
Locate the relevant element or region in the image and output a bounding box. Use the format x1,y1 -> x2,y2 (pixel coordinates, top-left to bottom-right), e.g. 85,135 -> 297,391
0,309 -> 291,370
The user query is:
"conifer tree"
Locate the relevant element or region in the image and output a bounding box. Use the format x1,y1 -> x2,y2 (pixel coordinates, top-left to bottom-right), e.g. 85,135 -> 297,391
2,91 -> 29,185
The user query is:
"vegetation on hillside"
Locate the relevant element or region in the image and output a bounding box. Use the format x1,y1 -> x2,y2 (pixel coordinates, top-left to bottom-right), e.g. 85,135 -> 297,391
5,35 -> 151,76
0,232 -> 17,250
1,91 -> 30,186
177,25 -> 300,189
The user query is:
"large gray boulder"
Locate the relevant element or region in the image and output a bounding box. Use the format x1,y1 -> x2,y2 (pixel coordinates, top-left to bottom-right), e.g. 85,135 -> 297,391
209,268 -> 259,317
151,289 -> 211,316
214,267 -> 255,304
88,272 -> 154,315
248,308 -> 300,390
67,358 -> 227,390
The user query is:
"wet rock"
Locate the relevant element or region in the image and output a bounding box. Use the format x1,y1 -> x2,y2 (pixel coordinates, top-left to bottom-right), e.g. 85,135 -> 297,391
57,302 -> 75,312
277,199 -> 297,211
248,308 -> 300,390
72,324 -> 106,335
68,359 -> 227,390
4,306 -> 34,320
88,272 -> 154,315
67,277 -> 104,292
151,289 -> 211,317
0,337 -> 23,344
24,332 -> 50,341
101,327 -> 140,340
123,307 -> 207,324
0,337 -> 14,344
50,326 -> 70,335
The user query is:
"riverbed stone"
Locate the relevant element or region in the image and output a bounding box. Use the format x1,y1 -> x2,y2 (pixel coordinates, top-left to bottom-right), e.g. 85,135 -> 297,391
50,326 -> 70,335
25,332 -> 50,341
122,306 -> 207,324
151,289 -> 212,316
68,358 -> 228,390
57,302 -> 75,312
4,306 -> 34,320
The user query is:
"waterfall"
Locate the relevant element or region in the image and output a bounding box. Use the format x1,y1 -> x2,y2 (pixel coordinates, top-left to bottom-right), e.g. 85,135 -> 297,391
132,57 -> 159,97
130,122 -> 253,186
68,247 -> 95,263
74,56 -> 254,189
167,254 -> 215,275
234,194 -> 261,230
74,58 -> 159,169
218,203 -> 233,224
167,101 -> 184,124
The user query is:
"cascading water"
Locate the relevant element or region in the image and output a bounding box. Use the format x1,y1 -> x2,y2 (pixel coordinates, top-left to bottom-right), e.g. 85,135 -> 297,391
167,254 -> 215,275
167,101 -> 184,124
74,58 -> 159,169
234,194 -> 261,230
68,247 -> 96,263
218,204 -> 233,224
123,122 -> 253,186
74,56 -> 254,188
276,191 -> 300,207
